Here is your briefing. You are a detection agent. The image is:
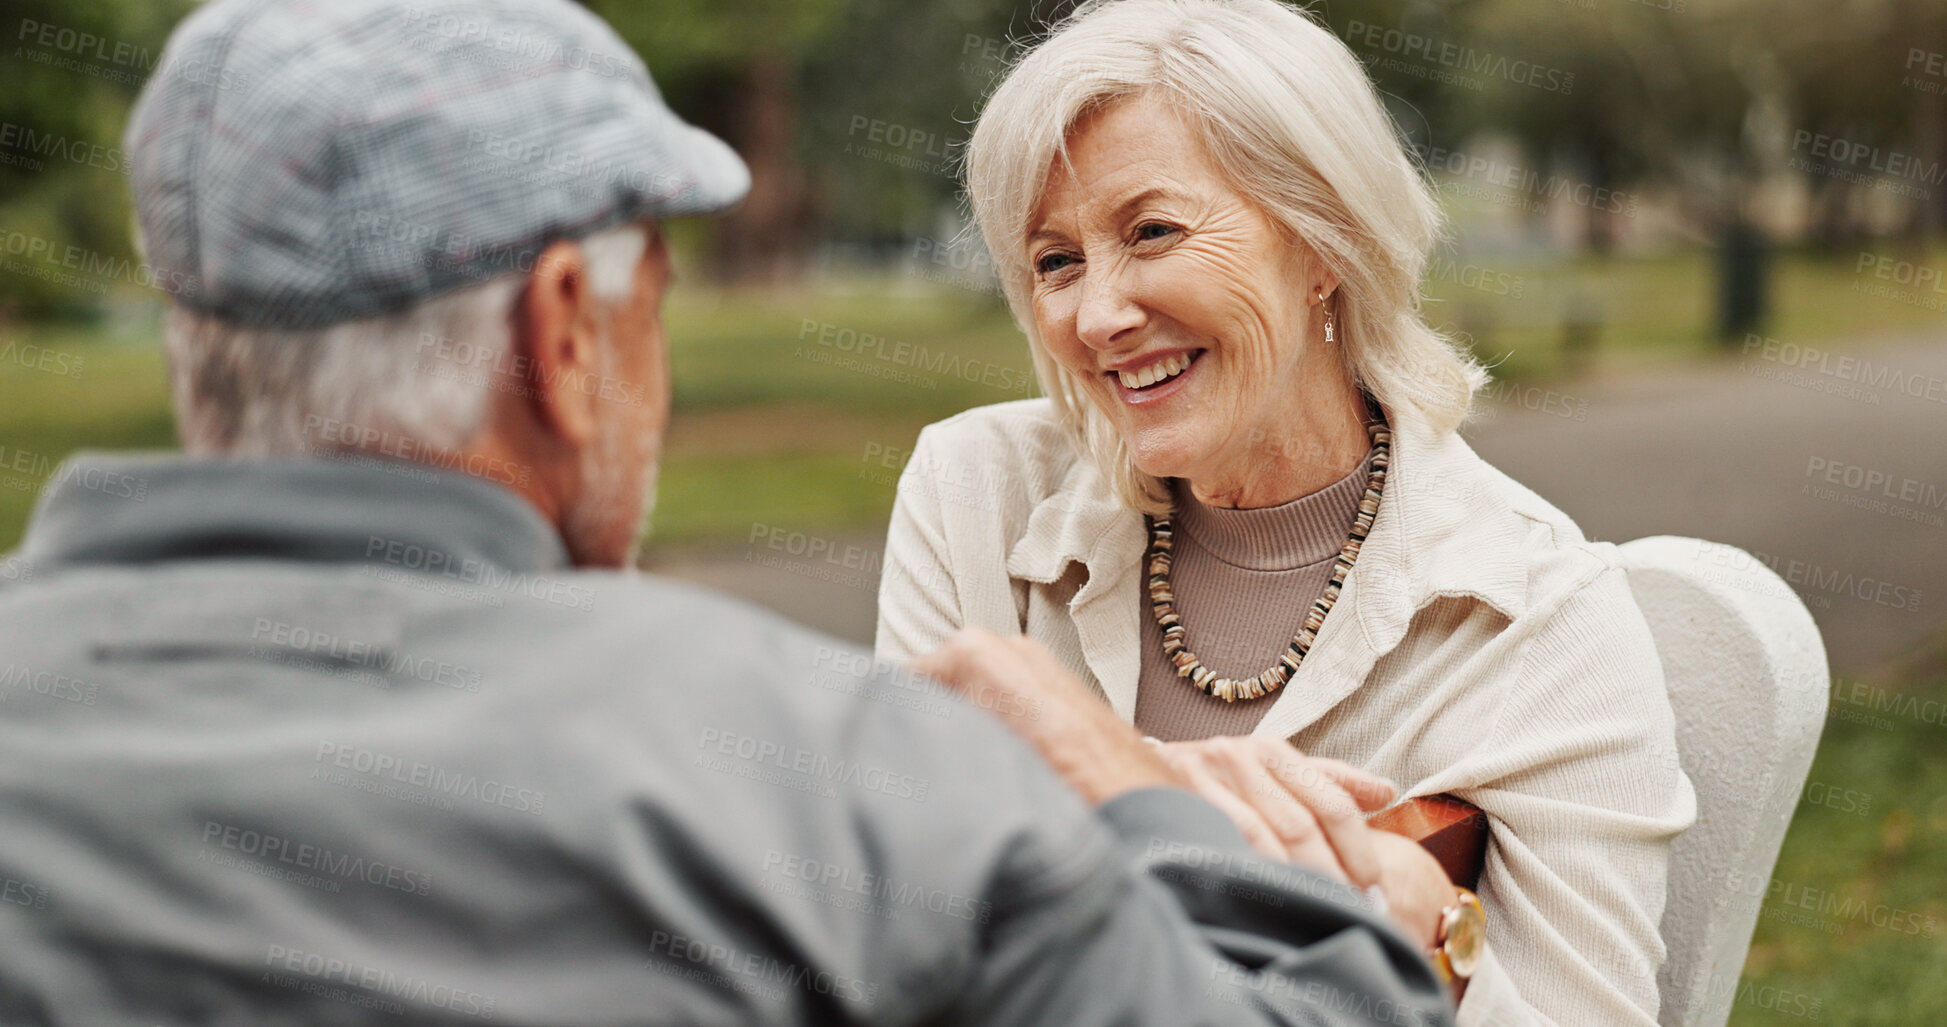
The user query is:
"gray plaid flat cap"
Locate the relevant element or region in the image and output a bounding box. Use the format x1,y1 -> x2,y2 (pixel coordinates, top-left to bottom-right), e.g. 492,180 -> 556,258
125,0 -> 749,329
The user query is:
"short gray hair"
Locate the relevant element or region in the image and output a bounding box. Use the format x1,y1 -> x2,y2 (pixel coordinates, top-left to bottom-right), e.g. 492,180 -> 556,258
165,223 -> 648,457
965,0 -> 1489,514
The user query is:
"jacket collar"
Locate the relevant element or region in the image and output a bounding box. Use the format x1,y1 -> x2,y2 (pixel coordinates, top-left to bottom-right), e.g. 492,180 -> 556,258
1003,407 -> 1531,731
18,451 -> 569,576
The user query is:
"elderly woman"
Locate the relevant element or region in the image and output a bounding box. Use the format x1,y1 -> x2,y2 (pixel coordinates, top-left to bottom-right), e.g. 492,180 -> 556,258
875,0 -> 1695,1023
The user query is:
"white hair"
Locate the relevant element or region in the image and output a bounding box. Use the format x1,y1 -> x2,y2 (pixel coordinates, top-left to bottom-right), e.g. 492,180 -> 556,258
965,0 -> 1489,514
165,223 -> 648,457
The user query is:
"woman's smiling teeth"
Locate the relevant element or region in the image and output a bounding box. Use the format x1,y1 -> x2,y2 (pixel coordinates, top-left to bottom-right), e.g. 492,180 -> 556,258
1116,350 -> 1198,390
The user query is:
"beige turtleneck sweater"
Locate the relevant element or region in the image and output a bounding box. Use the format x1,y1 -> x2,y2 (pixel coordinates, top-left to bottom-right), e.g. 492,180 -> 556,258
1133,448 -> 1375,741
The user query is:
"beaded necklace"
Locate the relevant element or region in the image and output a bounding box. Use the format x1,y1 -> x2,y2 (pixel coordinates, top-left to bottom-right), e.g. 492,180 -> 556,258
1145,418 -> 1390,702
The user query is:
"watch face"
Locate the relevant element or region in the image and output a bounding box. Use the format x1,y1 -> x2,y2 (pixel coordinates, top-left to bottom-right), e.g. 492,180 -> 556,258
1443,895 -> 1487,978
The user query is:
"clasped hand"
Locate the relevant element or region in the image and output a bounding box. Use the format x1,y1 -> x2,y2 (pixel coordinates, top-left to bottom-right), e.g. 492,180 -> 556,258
912,627 -> 1455,950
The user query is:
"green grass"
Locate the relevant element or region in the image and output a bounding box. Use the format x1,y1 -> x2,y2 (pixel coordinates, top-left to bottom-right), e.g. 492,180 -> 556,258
0,244 -> 1940,551
653,448 -> 905,546
1421,245 -> 1947,381
663,285 -> 1031,413
0,319 -> 175,548
652,285 -> 1030,543
1726,633 -> 1947,1026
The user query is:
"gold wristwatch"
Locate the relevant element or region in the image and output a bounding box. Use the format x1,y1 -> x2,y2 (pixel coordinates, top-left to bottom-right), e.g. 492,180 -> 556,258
1431,888 -> 1485,983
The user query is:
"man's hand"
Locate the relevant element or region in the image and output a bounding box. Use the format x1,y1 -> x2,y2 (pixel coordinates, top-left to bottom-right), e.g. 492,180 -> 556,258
911,627 -> 1179,804
1152,737 -> 1395,888
911,629 -> 1462,949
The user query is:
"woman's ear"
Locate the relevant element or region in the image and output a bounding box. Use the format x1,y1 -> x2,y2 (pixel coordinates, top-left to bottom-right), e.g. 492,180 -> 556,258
510,239 -> 603,447
1300,245 -> 1341,304
1317,268 -> 1342,303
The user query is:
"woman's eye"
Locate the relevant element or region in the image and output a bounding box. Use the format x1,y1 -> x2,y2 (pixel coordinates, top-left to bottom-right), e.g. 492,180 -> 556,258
1135,222 -> 1177,241
1035,252 -> 1076,274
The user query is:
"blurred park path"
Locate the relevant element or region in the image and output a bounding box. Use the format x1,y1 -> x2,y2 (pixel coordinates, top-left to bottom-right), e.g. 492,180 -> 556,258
1466,330 -> 1947,676
653,330 -> 1947,674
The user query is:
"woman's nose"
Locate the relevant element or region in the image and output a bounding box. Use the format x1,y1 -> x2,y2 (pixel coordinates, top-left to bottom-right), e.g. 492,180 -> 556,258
1074,264 -> 1146,351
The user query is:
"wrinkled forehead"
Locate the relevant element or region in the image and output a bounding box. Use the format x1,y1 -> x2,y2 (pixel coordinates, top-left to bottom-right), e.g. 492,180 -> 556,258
1027,93 -> 1228,232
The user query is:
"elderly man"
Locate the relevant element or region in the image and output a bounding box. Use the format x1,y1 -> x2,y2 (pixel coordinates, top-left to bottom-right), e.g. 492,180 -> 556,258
0,0 -> 1453,1023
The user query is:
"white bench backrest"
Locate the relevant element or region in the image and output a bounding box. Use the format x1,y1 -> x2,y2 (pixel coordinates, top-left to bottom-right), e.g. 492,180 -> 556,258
1616,536 -> 1829,1027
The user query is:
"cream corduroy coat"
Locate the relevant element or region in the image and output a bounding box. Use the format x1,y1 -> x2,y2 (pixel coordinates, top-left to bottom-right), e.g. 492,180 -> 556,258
876,397 -> 1698,1027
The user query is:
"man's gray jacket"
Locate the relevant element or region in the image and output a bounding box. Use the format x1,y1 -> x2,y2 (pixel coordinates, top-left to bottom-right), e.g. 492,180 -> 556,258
0,453 -> 1453,1026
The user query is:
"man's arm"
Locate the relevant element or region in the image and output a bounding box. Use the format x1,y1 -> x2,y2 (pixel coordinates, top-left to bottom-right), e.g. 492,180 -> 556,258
942,783 -> 1453,1026
914,629 -> 1456,1026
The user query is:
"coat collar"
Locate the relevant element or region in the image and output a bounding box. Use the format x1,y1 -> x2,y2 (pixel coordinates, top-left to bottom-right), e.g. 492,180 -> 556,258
18,451 -> 570,577
1003,407 -> 1532,732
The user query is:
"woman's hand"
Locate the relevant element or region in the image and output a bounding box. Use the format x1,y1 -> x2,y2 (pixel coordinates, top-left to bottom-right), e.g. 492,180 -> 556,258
1151,737 -> 1395,888
1153,738 -> 1459,949
1369,829 -> 1458,953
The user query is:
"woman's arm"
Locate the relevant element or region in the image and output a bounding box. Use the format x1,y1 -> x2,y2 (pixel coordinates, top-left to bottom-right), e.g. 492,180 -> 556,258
875,426 -> 966,664
1441,564 -> 1697,1027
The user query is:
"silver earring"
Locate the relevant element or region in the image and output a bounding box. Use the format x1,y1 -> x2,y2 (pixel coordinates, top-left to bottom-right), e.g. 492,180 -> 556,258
1317,287 -> 1334,343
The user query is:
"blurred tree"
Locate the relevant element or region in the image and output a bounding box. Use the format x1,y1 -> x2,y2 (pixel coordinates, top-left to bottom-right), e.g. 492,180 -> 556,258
582,0 -> 855,282
1770,0 -> 1947,248
0,0 -> 195,321
1428,0 -> 1933,335
593,0 -> 1070,281
2,0 -> 1937,307
796,0 -> 1060,260
1466,0 -> 1750,252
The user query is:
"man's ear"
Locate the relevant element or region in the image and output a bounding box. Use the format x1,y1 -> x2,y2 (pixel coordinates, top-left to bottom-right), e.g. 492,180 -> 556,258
510,239 -> 603,447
